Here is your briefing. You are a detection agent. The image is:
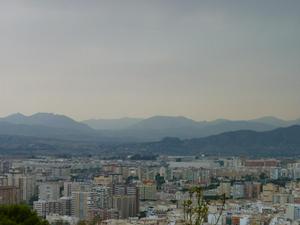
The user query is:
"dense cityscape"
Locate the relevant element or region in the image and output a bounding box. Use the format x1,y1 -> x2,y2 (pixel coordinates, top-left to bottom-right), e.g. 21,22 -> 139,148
1,155 -> 300,224
1,1 -> 299,225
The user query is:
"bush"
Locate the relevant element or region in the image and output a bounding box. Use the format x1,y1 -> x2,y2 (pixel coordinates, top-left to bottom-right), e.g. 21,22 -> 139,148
0,204 -> 49,225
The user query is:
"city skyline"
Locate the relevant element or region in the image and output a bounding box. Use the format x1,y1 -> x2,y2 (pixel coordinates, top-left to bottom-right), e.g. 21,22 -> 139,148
1,2 -> 300,224
0,1 -> 299,121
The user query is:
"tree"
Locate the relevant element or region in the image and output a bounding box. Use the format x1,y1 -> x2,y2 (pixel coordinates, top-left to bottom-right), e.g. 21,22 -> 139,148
89,215 -> 102,225
53,220 -> 70,225
0,204 -> 49,225
259,172 -> 268,180
29,194 -> 39,207
183,186 -> 225,225
155,173 -> 165,190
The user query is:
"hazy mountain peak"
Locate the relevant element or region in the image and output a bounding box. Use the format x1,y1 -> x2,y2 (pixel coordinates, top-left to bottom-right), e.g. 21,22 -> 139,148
129,115 -> 198,130
0,112 -> 91,131
30,112 -> 74,121
251,116 -> 289,127
5,112 -> 26,118
146,115 -> 195,121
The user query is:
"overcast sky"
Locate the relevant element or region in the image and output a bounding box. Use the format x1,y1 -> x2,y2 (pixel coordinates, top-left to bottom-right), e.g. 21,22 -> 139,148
0,1 -> 299,121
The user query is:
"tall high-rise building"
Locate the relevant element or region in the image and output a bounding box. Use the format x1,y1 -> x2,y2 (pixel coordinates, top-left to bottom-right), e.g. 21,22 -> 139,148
0,175 -> 8,186
138,181 -> 157,201
71,185 -> 113,220
33,200 -> 62,218
7,170 -> 22,187
34,200 -> 46,217
261,183 -> 278,203
63,182 -> 74,197
71,191 -> 93,220
112,184 -> 139,219
63,182 -> 84,197
59,197 -> 72,216
5,171 -> 36,204
0,186 -> 20,205
244,182 -> 261,199
0,161 -> 11,174
91,186 -> 112,209
39,182 -> 60,201
19,176 -> 36,203
112,195 -> 137,219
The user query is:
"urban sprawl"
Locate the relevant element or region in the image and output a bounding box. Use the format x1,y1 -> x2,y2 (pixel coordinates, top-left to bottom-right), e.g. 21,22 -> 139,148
1,156 -> 300,225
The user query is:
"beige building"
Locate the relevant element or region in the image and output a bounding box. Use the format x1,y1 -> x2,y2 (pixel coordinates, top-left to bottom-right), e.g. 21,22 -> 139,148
19,176 -> 36,203
94,175 -> 113,186
64,182 -> 91,197
0,186 -> 21,205
261,183 -> 279,203
72,191 -> 92,220
112,195 -> 138,219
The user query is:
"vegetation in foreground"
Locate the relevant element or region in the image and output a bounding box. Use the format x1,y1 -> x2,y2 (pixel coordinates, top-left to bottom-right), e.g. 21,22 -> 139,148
0,204 -> 49,225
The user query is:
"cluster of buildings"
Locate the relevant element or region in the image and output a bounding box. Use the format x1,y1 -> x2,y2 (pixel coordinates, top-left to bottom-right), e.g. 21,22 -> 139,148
1,156 -> 300,224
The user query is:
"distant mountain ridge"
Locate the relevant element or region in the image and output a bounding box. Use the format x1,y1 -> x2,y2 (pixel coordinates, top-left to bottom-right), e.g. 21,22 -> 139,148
0,113 -> 299,142
82,117 -> 143,130
250,116 -> 300,127
1,113 -> 91,131
0,113 -> 101,141
0,125 -> 300,156
129,125 -> 300,156
82,115 -> 300,131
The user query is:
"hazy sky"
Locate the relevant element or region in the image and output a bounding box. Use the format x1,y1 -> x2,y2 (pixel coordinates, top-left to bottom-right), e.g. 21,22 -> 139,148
0,1 -> 299,121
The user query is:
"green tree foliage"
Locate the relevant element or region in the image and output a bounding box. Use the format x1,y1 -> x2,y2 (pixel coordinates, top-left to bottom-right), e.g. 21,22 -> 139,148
259,172 -> 268,180
76,221 -> 87,225
52,220 -> 70,225
0,204 -> 49,225
76,216 -> 102,225
89,215 -> 102,225
126,176 -> 139,184
155,173 -> 165,190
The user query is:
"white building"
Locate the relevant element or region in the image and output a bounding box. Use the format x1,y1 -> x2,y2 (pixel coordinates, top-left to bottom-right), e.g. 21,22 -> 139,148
286,204 -> 300,221
231,183 -> 245,199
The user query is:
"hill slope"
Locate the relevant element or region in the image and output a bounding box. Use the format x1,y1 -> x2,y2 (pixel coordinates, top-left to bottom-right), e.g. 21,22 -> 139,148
132,125 -> 300,156
250,116 -> 300,127
0,125 -> 299,156
112,117 -> 276,141
82,117 -> 142,130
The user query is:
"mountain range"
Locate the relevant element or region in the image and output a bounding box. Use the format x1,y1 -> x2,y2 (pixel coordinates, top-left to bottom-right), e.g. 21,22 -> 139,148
1,113 -> 91,130
125,125 -> 300,156
0,113 -> 299,143
0,124 -> 299,156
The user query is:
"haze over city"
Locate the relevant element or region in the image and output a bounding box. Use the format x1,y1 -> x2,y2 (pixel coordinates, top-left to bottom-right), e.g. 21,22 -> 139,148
2,1 -> 300,225
0,1 -> 300,121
